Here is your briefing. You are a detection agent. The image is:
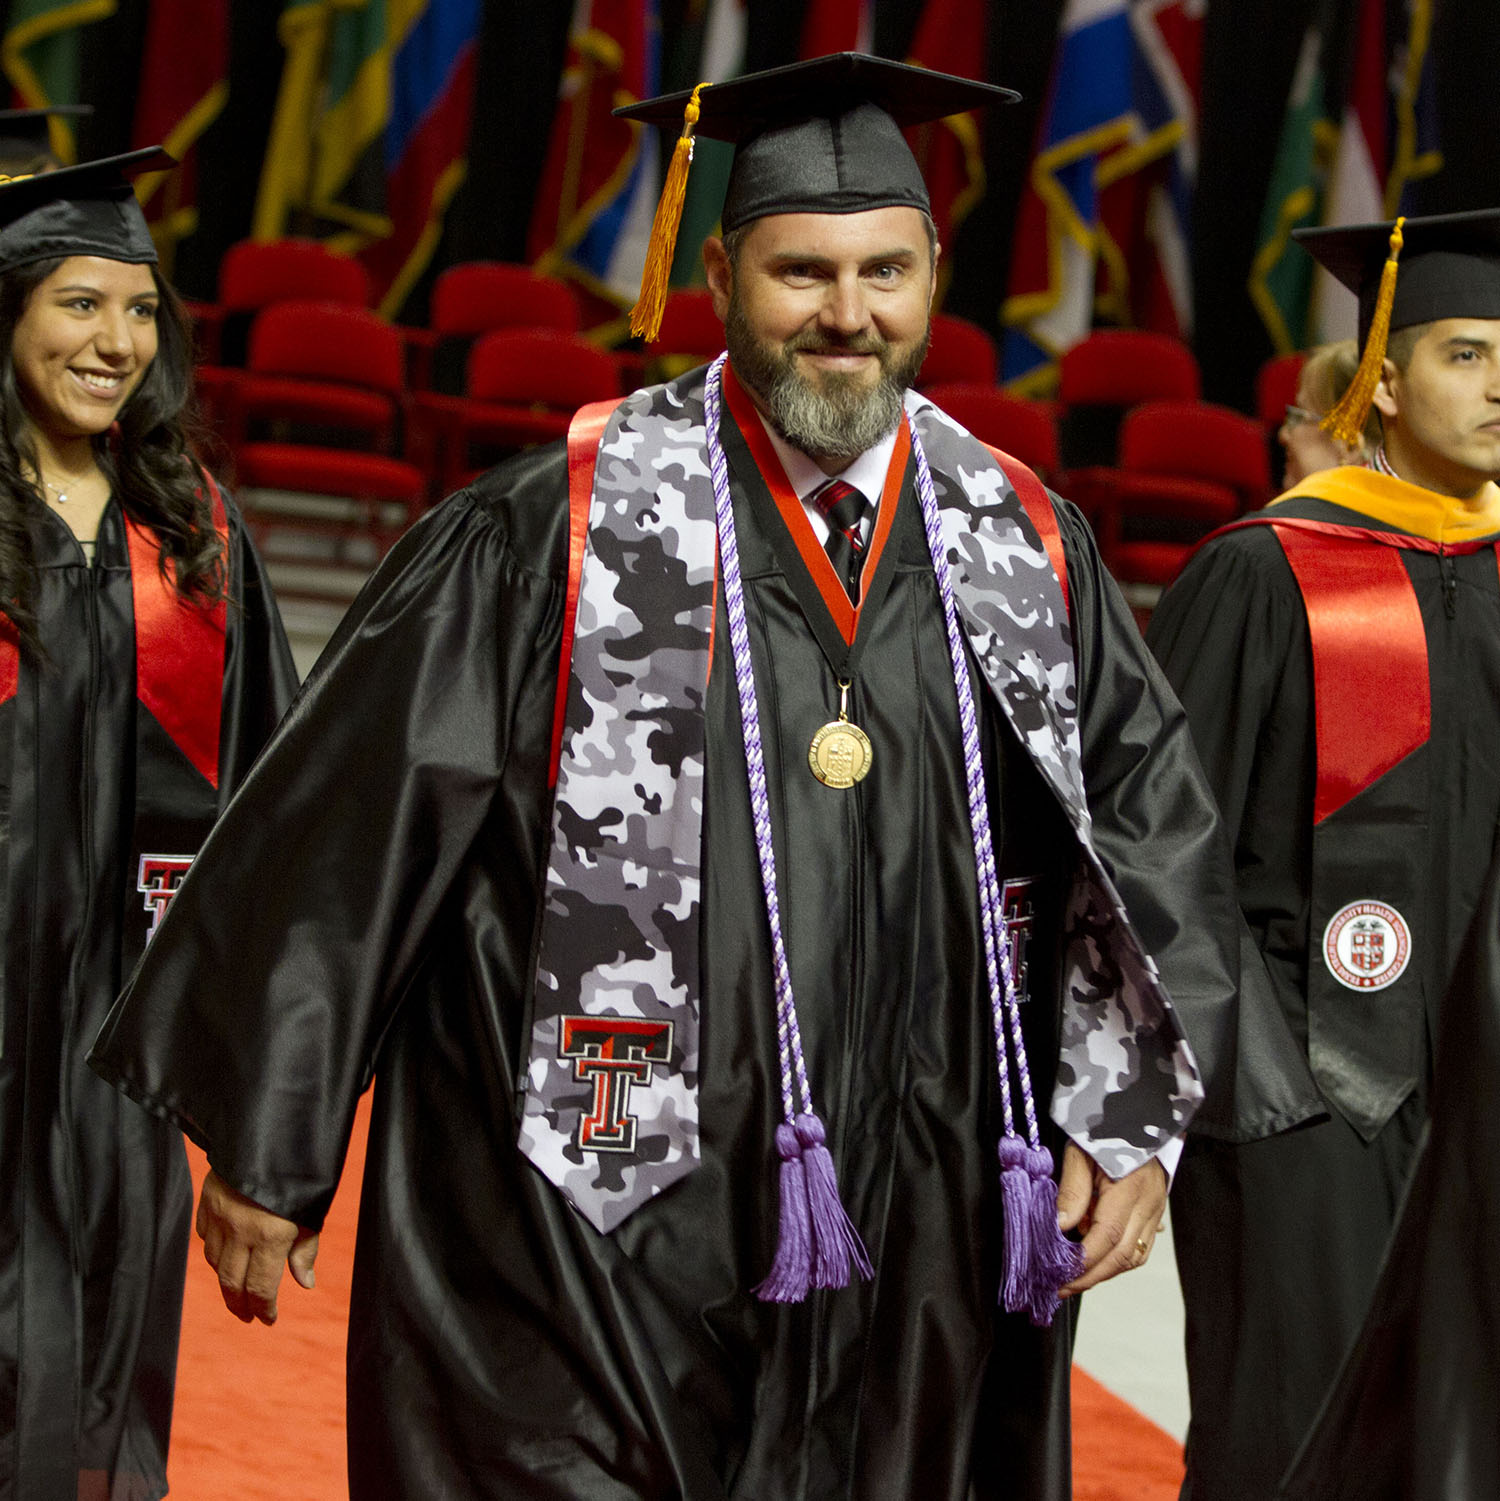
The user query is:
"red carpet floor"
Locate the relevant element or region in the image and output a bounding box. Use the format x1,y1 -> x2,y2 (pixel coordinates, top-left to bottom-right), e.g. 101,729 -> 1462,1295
167,1096 -> 1185,1499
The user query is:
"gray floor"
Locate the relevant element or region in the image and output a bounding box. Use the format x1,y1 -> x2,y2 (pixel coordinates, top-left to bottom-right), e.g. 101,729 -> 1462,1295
252,488 -> 1193,1444
1073,1208 -> 1189,1440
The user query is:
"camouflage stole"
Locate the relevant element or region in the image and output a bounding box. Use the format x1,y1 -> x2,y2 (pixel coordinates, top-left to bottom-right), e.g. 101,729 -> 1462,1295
521,375 -> 1201,1234
909,394 -> 1202,1178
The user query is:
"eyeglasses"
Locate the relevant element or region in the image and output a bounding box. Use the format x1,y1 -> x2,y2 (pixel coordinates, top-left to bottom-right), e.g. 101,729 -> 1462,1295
1282,403 -> 1321,429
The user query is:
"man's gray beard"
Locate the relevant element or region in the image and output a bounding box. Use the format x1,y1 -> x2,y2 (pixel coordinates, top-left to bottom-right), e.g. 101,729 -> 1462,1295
724,295 -> 929,464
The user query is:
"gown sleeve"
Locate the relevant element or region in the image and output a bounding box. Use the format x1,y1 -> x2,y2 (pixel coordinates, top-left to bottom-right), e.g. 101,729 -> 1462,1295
1146,527 -> 1320,1054
90,461 -> 567,1227
1057,502 -> 1323,1142
217,492 -> 301,800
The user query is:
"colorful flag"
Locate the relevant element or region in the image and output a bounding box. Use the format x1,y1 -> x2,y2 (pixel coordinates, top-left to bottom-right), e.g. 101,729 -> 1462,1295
1246,9 -> 1336,356
527,0 -> 660,314
799,0 -> 872,58
1250,0 -> 1443,355
252,0 -> 388,246
903,0 -> 987,286
131,0 -> 229,271
253,0 -> 480,318
1,0 -> 115,163
1385,0 -> 1442,215
1105,0 -> 1203,338
362,0 -> 480,316
668,0 -> 744,286
1312,0 -> 1386,342
1001,0 -> 1195,392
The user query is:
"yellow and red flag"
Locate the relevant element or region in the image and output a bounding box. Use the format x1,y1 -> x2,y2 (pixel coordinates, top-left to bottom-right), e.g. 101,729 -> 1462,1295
131,0 -> 229,268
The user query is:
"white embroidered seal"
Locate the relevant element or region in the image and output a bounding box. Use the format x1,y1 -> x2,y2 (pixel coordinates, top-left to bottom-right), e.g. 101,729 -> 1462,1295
1322,899 -> 1412,991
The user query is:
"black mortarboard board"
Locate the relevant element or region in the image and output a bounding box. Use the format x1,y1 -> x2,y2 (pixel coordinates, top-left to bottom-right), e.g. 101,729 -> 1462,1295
0,105 -> 91,168
1294,209 -> 1500,443
618,54 -> 1018,231
0,146 -> 174,274
1295,208 -> 1500,343
614,54 -> 1018,339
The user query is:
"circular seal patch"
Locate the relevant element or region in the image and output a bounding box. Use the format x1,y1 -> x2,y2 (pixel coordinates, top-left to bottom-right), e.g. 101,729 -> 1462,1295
1322,900 -> 1412,991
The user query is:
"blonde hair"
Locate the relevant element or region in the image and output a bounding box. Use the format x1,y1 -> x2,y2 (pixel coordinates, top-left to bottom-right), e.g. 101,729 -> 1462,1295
1300,340 -> 1382,451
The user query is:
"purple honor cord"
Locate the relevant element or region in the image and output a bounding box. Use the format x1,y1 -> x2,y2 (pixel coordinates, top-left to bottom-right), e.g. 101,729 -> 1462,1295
705,358 -> 871,1301
705,359 -> 1080,1321
909,431 -> 1085,1326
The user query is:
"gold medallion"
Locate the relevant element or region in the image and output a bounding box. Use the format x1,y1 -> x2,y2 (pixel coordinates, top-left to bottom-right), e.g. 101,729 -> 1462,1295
808,680 -> 873,788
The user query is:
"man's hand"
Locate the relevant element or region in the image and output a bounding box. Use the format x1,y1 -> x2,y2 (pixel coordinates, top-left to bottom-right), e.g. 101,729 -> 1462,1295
1055,1142 -> 1167,1296
196,1168 -> 320,1326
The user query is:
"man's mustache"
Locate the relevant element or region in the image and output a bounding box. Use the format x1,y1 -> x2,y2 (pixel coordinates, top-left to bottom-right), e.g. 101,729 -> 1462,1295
784,331 -> 889,358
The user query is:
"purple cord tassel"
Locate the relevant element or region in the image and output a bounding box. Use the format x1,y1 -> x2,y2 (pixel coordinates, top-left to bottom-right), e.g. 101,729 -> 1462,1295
999,1136 -> 1036,1313
796,1113 -> 873,1289
755,1114 -> 872,1302
998,1138 -> 1086,1328
754,1123 -> 814,1302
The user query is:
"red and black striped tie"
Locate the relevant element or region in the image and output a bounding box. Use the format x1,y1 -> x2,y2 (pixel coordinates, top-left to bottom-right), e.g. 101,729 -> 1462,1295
813,478 -> 870,598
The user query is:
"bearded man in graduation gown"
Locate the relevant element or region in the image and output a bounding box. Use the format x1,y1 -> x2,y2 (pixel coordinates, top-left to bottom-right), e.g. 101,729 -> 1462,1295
90,56 -> 1317,1501
1147,210 -> 1500,1501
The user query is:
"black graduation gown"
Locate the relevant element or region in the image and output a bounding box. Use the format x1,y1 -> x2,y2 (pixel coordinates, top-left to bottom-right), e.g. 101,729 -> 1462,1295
1279,849 -> 1500,1501
0,498 -> 296,1500
92,428 -> 1255,1501
1146,496 -> 1500,1501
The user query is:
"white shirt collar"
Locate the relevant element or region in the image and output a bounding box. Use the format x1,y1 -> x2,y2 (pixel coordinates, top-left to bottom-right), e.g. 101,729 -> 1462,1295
755,407 -> 902,505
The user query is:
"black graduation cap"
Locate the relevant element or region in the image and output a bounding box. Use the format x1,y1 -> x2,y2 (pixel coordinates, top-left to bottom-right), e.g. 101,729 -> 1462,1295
1293,208 -> 1500,444
1295,208 -> 1500,343
0,105 -> 92,169
614,54 -> 1019,340
0,146 -> 175,274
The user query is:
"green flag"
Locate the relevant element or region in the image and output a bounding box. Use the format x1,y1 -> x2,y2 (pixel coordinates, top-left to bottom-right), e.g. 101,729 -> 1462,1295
254,0 -> 409,250
668,0 -> 744,286
1247,16 -> 1336,355
1,0 -> 116,164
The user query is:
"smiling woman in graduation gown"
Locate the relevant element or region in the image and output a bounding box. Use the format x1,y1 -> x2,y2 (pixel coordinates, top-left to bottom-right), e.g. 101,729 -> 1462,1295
0,151 -> 298,1499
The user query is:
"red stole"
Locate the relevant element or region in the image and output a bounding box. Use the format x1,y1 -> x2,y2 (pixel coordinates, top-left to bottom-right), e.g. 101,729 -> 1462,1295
0,482 -> 228,784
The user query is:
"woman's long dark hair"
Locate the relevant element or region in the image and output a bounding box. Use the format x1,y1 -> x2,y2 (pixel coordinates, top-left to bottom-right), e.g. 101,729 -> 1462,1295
0,255 -> 226,656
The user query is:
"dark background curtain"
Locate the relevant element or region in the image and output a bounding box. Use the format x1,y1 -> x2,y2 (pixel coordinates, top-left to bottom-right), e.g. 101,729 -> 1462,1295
44,0 -> 1500,411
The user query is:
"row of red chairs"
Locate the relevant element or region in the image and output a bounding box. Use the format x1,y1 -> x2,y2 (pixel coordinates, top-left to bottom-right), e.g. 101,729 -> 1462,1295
186,238 -> 1010,392
185,242 -> 1296,594
195,307 -> 627,557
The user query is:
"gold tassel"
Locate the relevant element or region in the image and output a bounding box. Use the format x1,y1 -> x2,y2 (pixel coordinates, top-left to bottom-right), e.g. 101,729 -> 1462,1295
629,84 -> 707,343
1321,216 -> 1405,446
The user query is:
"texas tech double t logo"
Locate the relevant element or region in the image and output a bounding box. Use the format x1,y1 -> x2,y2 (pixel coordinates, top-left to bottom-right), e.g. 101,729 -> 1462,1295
137,855 -> 194,943
560,1017 -> 675,1153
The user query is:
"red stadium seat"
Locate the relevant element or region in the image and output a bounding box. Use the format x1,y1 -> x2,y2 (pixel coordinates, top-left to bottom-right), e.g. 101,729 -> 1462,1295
220,239 -> 372,312
417,328 -> 622,491
1056,330 -> 1201,468
407,261 -> 582,390
918,313 -> 999,388
1065,398 -> 1272,588
920,383 -> 1060,481
1256,350 -> 1308,488
1120,398 -> 1271,506
431,261 -> 580,338
1255,351 -> 1307,430
187,238 -> 372,365
1058,330 -> 1201,405
642,289 -> 727,383
218,301 -> 425,559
